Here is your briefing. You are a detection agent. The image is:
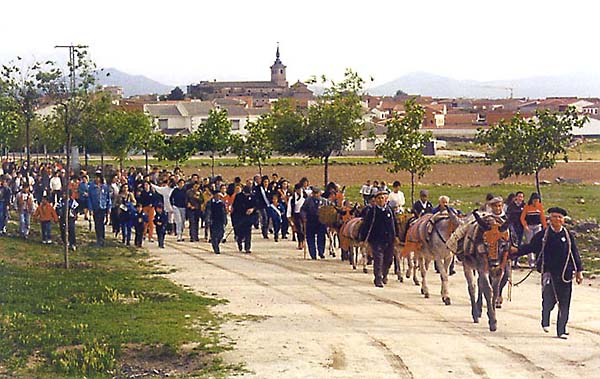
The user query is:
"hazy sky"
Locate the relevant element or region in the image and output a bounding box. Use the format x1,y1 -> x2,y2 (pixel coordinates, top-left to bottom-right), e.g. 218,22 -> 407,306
2,0 -> 599,86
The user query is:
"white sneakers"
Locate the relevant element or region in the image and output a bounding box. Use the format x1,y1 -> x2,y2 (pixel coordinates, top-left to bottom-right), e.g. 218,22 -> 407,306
542,326 -> 549,333
558,334 -> 568,340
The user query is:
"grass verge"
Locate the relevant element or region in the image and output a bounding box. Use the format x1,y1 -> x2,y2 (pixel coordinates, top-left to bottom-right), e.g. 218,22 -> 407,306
0,221 -> 239,378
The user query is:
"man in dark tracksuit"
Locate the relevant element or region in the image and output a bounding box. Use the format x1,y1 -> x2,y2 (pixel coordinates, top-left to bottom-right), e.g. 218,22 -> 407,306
513,207 -> 584,339
360,190 -> 399,287
206,191 -> 227,254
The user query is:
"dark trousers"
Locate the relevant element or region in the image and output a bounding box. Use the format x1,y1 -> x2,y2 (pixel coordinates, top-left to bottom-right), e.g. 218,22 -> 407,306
210,226 -> 224,254
0,203 -> 6,231
281,214 -> 289,237
188,209 -> 200,241
236,224 -> 252,253
542,272 -> 573,336
134,225 -> 144,247
306,223 -> 326,259
111,207 -> 120,235
371,242 -> 395,282
292,214 -> 305,242
258,208 -> 269,237
121,222 -> 132,245
41,221 -> 52,241
93,209 -> 106,246
60,218 -> 76,247
157,227 -> 166,248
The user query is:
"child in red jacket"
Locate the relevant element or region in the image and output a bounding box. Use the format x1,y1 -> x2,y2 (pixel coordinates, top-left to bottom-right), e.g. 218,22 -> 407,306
33,196 -> 59,244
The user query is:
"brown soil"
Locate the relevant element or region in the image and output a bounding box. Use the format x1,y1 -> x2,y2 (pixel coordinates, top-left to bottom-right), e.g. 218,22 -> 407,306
182,161 -> 600,186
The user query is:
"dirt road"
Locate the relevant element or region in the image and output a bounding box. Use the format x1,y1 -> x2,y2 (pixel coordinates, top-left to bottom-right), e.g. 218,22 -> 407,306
148,231 -> 600,378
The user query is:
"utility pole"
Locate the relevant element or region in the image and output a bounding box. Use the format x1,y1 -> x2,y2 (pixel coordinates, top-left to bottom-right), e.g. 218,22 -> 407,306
54,44 -> 88,269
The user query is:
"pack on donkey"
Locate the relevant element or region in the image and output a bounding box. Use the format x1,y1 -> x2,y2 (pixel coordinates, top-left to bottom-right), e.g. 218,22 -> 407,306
446,196 -> 512,331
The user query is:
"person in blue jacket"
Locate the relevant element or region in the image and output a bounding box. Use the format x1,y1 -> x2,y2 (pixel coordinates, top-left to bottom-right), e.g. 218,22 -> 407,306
133,202 -> 148,248
154,202 -> 168,249
88,172 -> 111,246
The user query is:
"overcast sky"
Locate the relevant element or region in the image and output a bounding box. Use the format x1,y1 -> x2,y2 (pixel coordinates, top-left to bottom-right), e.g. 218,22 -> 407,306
2,0 -> 599,86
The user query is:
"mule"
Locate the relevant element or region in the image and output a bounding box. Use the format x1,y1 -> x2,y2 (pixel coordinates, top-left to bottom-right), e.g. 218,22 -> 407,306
458,211 -> 511,331
402,210 -> 461,305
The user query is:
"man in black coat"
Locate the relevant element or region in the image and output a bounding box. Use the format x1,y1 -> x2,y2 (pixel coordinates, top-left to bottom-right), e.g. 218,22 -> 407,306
231,185 -> 258,254
512,207 -> 584,339
301,187 -> 328,260
360,190 -> 399,287
206,191 -> 227,254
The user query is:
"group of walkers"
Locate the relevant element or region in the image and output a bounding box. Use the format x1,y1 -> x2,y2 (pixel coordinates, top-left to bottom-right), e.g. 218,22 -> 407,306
0,159 -> 585,339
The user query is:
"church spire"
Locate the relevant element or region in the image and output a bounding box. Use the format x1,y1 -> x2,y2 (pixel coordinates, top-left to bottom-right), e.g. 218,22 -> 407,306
275,42 -> 281,64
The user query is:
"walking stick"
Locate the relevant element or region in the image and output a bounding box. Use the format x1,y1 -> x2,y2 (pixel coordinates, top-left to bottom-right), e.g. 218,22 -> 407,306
303,219 -> 307,260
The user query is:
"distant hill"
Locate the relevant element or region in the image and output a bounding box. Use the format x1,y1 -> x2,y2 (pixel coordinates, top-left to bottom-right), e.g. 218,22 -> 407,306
97,68 -> 173,97
368,72 -> 600,99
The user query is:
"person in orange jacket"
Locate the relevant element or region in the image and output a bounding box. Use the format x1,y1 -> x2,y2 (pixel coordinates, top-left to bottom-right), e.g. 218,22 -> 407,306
33,195 -> 59,244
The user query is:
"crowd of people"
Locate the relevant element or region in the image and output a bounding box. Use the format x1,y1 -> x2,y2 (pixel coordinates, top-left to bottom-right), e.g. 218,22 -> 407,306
0,159 -> 585,339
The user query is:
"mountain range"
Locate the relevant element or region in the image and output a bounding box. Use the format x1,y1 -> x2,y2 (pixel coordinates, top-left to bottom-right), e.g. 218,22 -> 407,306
367,72 -> 600,99
97,68 -> 173,97
96,68 -> 600,99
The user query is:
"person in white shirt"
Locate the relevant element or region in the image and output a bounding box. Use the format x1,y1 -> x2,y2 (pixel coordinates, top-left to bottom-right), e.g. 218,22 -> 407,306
359,180 -> 372,205
387,181 -> 406,213
287,183 -> 306,250
49,170 -> 63,206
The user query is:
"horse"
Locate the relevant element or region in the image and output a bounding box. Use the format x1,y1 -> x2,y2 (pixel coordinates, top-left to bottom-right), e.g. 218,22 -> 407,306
338,216 -> 371,272
458,211 -> 511,331
402,210 -> 461,305
392,212 -> 415,283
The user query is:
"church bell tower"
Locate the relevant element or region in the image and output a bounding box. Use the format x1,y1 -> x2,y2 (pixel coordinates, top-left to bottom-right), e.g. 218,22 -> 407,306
270,43 -> 287,87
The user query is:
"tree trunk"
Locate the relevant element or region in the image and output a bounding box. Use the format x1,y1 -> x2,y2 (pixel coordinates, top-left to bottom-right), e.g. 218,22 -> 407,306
535,169 -> 542,202
145,148 -> 149,175
323,154 -> 330,187
258,161 -> 262,176
25,114 -> 31,173
410,172 -> 415,206
63,107 -> 70,270
83,145 -> 88,169
100,151 -> 104,172
211,154 -> 215,178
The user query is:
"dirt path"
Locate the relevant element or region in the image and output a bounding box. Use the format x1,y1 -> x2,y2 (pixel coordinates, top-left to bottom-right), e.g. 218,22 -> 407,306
148,230 -> 600,378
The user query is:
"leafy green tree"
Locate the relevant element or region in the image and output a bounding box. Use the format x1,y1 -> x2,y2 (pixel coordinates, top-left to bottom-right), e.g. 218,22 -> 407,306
266,98 -> 306,155
151,133 -> 196,167
375,99 -> 434,204
193,108 -> 232,177
45,47 -> 100,269
476,107 -> 586,198
232,117 -> 273,175
270,70 -> 366,186
0,94 -> 21,157
1,57 -> 61,168
104,110 -> 153,171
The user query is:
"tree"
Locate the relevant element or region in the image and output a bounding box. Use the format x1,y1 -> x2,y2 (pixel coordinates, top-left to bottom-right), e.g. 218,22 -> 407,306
266,98 -> 306,155
232,117 -> 273,175
394,89 -> 408,97
167,86 -> 185,101
151,132 -> 196,167
104,110 -> 153,170
0,94 -> 21,158
475,107 -> 586,198
375,99 -> 434,204
192,108 -> 232,177
1,57 -> 61,169
46,46 -> 99,269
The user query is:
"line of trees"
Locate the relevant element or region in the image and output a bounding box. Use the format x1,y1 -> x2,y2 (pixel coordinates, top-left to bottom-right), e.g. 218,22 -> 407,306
2,53 -> 587,197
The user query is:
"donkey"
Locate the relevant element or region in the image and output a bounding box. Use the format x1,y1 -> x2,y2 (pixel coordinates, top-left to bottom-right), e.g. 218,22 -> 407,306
338,216 -> 370,272
402,210 -> 461,305
459,211 -> 511,331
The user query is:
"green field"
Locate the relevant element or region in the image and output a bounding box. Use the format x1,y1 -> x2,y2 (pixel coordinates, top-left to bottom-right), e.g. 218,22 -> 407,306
0,222 -> 239,378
